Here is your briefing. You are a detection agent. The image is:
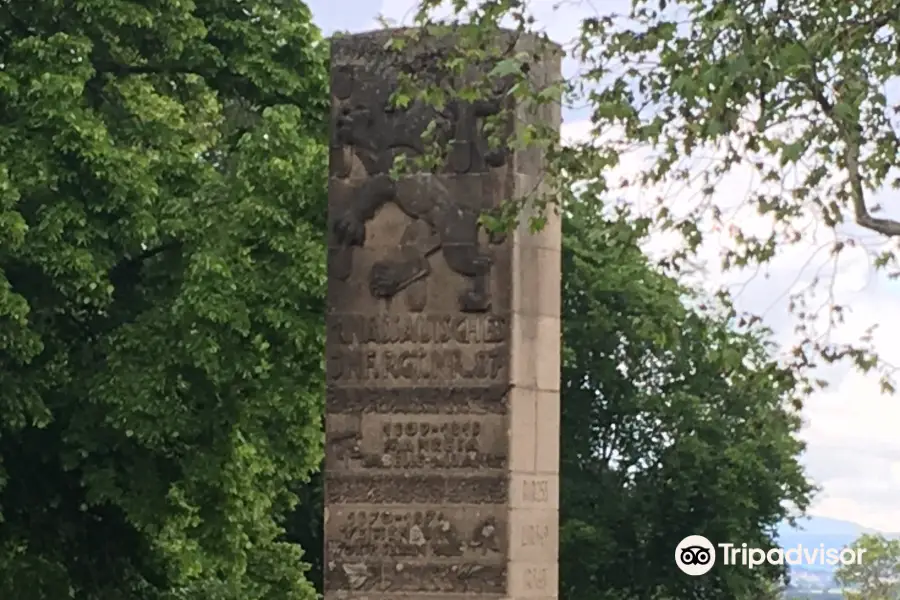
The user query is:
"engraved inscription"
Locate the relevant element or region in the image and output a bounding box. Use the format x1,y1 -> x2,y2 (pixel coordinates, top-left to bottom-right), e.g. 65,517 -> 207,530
328,346 -> 506,383
382,562 -> 507,594
445,476 -> 507,504
327,314 -> 510,384
328,413 -> 506,471
380,419 -> 483,469
325,560 -> 507,594
371,417 -> 504,469
326,474 -> 507,504
525,567 -> 549,591
329,314 -> 509,346
327,507 -> 504,559
522,479 -> 549,503
327,385 -> 510,415
521,522 -> 551,547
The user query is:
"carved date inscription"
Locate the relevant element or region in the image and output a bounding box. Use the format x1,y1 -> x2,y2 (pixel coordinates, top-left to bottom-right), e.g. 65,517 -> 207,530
328,313 -> 509,384
379,419 -> 485,469
372,416 -> 505,469
524,567 -> 549,591
327,413 -> 505,471
521,522 -> 551,548
327,506 -> 504,559
522,479 -> 550,504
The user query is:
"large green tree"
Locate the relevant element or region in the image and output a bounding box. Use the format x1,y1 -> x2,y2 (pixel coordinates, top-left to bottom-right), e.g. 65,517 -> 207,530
0,1 -> 329,598
559,202 -> 812,600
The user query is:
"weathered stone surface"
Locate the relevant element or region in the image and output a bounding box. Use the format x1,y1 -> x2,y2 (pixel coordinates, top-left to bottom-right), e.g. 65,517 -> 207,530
326,505 -> 506,559
325,560 -> 507,594
326,27 -> 561,599
325,472 -> 508,504
325,412 -> 507,471
324,596 -> 505,600
326,385 -> 510,415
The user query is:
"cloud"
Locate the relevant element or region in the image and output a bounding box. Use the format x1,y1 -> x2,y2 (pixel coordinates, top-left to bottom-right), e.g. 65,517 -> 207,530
316,0 -> 900,533
304,0 -> 381,35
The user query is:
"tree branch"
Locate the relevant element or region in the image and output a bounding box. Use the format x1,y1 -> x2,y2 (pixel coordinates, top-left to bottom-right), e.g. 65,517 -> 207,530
93,62 -> 209,78
843,136 -> 900,236
795,36 -> 900,237
109,240 -> 184,280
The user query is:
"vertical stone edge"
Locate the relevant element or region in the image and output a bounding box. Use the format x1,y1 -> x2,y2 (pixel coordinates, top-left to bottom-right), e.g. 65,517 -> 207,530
506,36 -> 562,600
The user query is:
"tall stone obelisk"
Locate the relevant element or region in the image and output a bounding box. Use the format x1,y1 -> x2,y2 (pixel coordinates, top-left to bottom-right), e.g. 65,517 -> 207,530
324,28 -> 561,600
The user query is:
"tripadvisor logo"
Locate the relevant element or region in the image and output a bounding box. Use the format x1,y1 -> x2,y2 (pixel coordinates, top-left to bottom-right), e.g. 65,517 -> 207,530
675,535 -> 866,576
676,535 -> 716,576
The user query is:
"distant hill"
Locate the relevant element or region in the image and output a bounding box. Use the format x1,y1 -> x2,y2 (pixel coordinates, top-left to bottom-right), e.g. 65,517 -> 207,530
776,515 -> 898,595
778,516 -> 867,573
779,515 -> 876,538
778,515 -> 898,562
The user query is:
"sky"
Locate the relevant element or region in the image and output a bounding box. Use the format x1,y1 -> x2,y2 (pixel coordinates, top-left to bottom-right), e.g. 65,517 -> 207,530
306,0 -> 900,534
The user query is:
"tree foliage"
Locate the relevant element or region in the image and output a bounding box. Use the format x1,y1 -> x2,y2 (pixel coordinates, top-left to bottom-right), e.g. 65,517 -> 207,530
559,201 -> 812,600
835,533 -> 900,599
398,0 -> 900,392
0,1 -> 329,598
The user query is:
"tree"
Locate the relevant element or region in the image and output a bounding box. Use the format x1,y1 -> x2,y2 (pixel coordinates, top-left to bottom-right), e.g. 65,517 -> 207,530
835,534 -> 900,599
0,1 -> 329,598
558,201 -> 812,600
393,0 -> 900,391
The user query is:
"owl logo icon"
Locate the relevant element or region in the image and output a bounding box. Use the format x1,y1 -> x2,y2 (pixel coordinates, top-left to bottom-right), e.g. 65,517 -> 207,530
675,535 -> 716,576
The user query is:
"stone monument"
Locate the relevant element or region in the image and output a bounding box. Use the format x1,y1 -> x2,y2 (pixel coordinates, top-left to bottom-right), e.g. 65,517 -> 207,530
325,28 -> 561,600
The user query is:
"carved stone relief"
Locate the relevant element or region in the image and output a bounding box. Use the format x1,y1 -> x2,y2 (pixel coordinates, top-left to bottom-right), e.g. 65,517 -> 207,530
330,60 -> 512,178
325,473 -> 507,505
326,413 -> 507,471
326,385 -> 510,415
380,562 -> 506,594
325,561 -> 506,595
326,506 -> 505,560
328,38 -> 515,316
328,175 -> 508,314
